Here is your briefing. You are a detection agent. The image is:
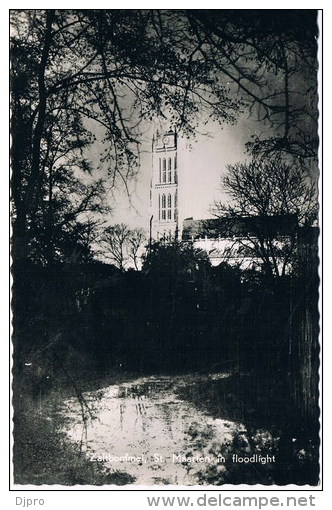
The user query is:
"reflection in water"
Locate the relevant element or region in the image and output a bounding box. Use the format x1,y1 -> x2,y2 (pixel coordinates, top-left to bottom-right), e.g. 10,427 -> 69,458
60,375 -> 241,485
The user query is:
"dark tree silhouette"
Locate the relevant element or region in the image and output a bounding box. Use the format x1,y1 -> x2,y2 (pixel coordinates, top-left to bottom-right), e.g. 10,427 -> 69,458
127,228 -> 146,270
100,223 -> 131,271
212,157 -> 318,278
11,10 -> 318,265
10,9 -> 239,265
186,10 -> 318,159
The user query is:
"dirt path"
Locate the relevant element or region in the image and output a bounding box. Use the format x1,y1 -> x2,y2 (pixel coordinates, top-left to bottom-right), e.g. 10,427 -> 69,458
59,375 -> 242,485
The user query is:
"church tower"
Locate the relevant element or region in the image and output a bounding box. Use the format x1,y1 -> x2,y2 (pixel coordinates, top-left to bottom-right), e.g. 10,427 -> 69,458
150,130 -> 180,241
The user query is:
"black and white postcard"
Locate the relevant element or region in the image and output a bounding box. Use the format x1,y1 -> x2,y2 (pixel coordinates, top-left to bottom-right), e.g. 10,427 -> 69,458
10,9 -> 321,488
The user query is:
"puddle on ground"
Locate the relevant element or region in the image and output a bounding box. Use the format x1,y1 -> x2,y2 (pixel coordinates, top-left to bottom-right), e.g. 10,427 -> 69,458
59,375 -> 241,485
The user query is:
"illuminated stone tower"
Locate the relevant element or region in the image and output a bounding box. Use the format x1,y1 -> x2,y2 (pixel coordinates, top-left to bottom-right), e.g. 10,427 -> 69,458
150,129 -> 180,241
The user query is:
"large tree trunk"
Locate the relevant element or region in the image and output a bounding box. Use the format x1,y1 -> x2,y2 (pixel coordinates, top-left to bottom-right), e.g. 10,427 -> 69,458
25,10 -> 54,219
12,11 -> 54,266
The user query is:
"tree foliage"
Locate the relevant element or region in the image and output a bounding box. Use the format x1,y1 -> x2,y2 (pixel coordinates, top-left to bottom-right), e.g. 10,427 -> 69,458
11,9 -> 318,265
185,10 -> 318,159
213,158 -> 318,278
127,228 -> 146,270
100,223 -> 146,270
142,240 -> 210,276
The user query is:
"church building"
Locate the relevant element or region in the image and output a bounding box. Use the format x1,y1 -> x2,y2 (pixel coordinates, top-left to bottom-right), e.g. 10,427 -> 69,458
150,129 -> 192,241
149,129 -> 300,271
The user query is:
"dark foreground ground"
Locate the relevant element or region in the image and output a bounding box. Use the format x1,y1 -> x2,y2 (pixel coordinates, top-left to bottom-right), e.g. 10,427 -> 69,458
13,370 -> 320,487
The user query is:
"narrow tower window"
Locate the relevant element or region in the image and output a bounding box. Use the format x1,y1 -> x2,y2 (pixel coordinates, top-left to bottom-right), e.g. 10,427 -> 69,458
167,194 -> 172,220
174,155 -> 177,184
168,158 -> 172,182
174,190 -> 178,221
162,159 -> 166,183
159,158 -> 161,183
161,194 -> 166,220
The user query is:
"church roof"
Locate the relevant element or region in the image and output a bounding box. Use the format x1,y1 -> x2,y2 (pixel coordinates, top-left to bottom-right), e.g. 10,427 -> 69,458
182,215 -> 298,240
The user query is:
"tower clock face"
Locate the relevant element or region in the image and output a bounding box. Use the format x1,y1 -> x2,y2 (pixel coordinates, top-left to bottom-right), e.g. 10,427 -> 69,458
163,134 -> 174,146
155,137 -> 163,148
